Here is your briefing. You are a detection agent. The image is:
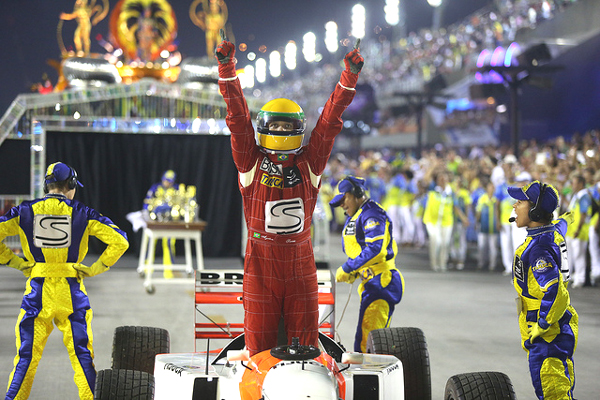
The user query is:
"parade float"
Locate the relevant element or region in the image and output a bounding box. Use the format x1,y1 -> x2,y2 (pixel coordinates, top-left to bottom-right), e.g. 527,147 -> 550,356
0,0 -> 264,261
0,0 -> 256,200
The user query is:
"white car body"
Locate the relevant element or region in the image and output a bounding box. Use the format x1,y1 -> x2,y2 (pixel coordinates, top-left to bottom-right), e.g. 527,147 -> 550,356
154,337 -> 404,400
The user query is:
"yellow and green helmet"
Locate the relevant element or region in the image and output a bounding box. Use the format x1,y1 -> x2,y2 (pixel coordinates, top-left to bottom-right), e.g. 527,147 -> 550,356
256,98 -> 306,153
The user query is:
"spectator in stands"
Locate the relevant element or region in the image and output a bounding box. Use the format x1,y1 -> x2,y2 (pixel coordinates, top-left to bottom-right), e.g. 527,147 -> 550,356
476,179 -> 500,271
423,171 -> 468,272
412,179 -> 429,249
588,170 -> 600,286
451,175 -> 471,270
566,174 -> 591,288
496,164 -> 518,276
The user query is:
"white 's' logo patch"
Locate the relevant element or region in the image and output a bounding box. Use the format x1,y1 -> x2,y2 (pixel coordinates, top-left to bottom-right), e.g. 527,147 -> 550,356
33,215 -> 72,248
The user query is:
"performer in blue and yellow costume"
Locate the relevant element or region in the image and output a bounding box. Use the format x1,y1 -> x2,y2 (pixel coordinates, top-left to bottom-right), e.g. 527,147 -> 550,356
143,169 -> 177,278
508,180 -> 578,400
330,176 -> 404,352
0,162 -> 129,400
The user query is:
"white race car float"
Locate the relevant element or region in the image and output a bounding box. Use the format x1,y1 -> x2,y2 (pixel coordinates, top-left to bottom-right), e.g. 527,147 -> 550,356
93,270 -> 516,400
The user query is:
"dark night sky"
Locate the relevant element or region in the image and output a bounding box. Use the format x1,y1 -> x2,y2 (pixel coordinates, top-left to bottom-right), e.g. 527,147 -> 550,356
0,0 -> 490,114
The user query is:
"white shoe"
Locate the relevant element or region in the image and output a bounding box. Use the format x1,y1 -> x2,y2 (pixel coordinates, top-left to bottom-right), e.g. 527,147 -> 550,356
570,282 -> 583,289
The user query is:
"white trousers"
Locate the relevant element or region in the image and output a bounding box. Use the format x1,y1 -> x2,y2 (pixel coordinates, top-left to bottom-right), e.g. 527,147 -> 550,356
387,205 -> 402,244
589,226 -> 600,282
451,223 -> 468,264
478,232 -> 499,271
399,206 -> 415,244
414,218 -> 427,247
566,236 -> 588,286
426,223 -> 453,271
499,224 -> 514,273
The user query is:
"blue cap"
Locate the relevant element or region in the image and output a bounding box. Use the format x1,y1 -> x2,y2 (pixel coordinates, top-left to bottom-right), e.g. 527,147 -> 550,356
507,180 -> 558,215
162,170 -> 176,183
45,162 -> 83,187
329,176 -> 366,207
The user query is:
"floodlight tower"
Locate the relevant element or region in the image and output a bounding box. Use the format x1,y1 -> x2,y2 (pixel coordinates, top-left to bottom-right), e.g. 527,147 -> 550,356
427,0 -> 445,31
385,0 -> 405,39
351,4 -> 366,39
303,32 -> 317,63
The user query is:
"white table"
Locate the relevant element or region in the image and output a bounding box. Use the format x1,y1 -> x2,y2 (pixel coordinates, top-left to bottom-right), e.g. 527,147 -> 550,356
137,221 -> 207,293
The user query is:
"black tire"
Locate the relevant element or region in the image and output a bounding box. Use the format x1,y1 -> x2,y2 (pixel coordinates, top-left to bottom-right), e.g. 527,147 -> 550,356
445,372 -> 516,400
366,327 -> 431,400
112,326 -> 170,374
94,369 -> 154,400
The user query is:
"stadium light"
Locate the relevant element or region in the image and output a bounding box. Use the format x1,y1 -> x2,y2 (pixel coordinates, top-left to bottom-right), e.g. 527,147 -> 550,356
384,0 -> 400,26
351,4 -> 366,39
325,21 -> 339,53
303,32 -> 316,63
269,51 -> 281,78
427,0 -> 444,30
244,65 -> 255,88
285,41 -> 297,70
256,58 -> 267,83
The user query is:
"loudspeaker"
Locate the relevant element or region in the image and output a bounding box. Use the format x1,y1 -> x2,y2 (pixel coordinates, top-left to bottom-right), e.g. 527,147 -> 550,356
424,74 -> 447,93
517,43 -> 552,67
469,83 -> 505,99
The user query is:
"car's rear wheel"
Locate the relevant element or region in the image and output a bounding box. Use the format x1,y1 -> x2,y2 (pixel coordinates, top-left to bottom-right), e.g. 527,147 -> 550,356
444,372 -> 516,400
94,369 -> 154,400
112,326 -> 170,374
366,327 -> 431,400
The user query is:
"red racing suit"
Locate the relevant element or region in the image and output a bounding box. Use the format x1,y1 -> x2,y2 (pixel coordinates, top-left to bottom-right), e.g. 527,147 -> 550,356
219,62 -> 358,355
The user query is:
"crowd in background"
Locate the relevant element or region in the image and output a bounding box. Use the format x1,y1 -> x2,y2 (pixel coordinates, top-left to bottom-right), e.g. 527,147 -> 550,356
320,129 -> 600,287
255,0 -> 580,133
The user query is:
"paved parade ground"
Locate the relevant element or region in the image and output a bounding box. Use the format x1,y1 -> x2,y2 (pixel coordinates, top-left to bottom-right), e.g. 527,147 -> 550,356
0,234 -> 598,399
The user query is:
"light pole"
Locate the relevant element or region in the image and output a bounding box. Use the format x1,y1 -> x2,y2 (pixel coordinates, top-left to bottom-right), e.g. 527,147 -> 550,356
351,4 -> 366,40
477,65 -> 562,160
427,0 -> 445,31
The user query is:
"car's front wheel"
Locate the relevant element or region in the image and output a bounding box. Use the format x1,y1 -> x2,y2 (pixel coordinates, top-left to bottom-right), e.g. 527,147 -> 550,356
94,369 -> 154,400
366,327 -> 431,400
444,371 -> 516,400
112,326 -> 170,374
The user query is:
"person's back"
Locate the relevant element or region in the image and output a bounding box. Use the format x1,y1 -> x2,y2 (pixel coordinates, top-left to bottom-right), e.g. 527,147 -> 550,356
0,161 -> 128,400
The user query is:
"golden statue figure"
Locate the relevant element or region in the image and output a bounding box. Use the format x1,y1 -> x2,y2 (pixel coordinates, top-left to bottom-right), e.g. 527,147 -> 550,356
59,0 -> 109,57
190,0 -> 228,57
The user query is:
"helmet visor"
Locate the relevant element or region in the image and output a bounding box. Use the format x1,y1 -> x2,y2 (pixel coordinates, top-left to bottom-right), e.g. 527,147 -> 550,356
257,132 -> 304,152
256,113 -> 305,135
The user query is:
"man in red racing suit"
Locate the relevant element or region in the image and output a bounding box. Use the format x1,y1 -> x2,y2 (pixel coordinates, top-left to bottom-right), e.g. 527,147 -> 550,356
216,35 -> 363,355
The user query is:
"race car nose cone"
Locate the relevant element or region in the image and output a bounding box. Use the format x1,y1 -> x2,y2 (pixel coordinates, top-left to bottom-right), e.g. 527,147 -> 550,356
262,361 -> 337,400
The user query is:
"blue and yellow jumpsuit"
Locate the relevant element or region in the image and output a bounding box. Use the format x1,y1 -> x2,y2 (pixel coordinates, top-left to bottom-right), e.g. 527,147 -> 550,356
143,182 -> 176,278
513,217 -> 578,400
340,199 -> 405,352
0,193 -> 129,400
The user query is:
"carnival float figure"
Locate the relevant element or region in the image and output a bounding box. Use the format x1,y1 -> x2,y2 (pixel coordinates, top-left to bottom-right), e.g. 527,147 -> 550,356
109,0 -> 178,62
59,0 -> 109,57
190,0 -> 228,57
